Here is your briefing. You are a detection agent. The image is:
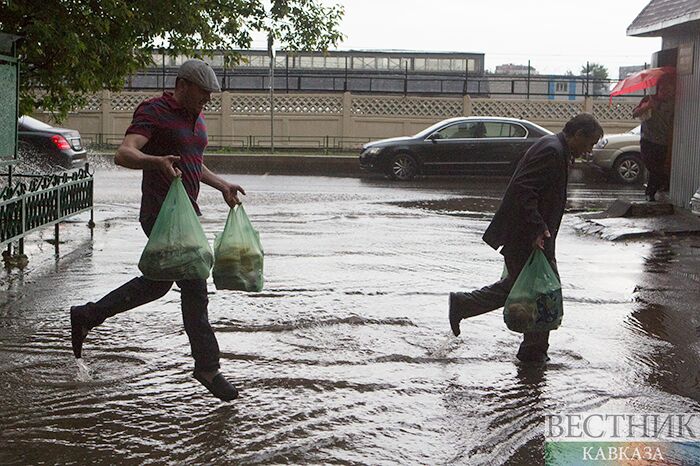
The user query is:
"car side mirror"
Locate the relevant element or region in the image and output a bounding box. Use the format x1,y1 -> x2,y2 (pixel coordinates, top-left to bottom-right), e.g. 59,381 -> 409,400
427,133 -> 441,142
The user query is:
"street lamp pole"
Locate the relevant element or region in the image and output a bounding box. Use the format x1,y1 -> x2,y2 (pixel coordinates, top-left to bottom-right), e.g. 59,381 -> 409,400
268,34 -> 275,154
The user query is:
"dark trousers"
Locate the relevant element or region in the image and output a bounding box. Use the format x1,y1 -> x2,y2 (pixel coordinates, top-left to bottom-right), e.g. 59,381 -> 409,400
640,138 -> 669,198
454,250 -> 555,358
74,218 -> 220,373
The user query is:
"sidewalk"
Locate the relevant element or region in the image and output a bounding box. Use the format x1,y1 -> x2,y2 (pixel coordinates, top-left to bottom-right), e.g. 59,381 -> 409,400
574,199 -> 700,240
91,150 -> 364,177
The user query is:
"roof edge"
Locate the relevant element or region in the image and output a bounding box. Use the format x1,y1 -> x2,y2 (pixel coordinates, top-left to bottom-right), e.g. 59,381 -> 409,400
628,10 -> 700,36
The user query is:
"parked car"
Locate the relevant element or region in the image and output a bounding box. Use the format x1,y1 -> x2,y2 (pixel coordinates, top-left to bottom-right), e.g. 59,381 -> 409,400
359,116 -> 553,180
17,116 -> 88,170
589,125 -> 644,184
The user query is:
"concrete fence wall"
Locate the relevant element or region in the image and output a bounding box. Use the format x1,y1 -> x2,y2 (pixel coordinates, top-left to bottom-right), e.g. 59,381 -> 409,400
35,91 -> 639,150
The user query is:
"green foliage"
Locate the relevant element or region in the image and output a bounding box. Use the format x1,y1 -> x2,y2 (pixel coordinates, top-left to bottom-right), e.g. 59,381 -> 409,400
0,0 -> 344,120
580,62 -> 609,80
580,62 -> 609,95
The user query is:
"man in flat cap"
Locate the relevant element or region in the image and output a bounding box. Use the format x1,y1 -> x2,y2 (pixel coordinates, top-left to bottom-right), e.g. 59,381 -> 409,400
70,59 -> 244,402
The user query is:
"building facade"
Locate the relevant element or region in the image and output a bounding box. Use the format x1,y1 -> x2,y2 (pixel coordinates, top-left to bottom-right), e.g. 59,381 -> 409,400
128,49 -> 615,100
628,0 -> 700,209
494,63 -> 537,75
618,64 -> 647,78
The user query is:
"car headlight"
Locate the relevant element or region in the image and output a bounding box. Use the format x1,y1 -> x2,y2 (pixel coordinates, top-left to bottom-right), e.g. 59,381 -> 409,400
595,138 -> 608,149
364,147 -> 382,156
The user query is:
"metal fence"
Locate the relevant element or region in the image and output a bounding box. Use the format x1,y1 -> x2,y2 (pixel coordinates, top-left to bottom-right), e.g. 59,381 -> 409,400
80,133 -> 374,152
0,166 -> 94,254
125,68 -> 625,99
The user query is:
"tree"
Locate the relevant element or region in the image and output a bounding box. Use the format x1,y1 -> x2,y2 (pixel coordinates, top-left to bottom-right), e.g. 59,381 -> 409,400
580,62 -> 609,96
0,0 -> 344,120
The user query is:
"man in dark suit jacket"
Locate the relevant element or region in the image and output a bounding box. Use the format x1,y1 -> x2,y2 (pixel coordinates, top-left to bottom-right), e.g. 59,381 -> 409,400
449,113 -> 603,362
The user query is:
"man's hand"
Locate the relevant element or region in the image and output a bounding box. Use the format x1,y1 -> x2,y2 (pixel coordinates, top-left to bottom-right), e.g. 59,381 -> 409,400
534,229 -> 551,250
199,164 -> 245,207
221,182 -> 246,207
156,155 -> 182,180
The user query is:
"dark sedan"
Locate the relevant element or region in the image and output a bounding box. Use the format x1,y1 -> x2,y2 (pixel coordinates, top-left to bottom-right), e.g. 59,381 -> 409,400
18,116 -> 88,170
359,116 -> 553,180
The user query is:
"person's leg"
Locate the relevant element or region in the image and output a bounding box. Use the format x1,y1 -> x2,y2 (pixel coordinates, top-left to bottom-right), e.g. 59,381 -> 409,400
449,250 -> 528,337
646,157 -> 663,200
516,331 -> 550,362
177,278 -> 220,373
450,250 -> 555,362
516,259 -> 558,363
660,144 -> 671,194
70,216 -> 172,358
178,278 -> 238,401
641,139 -> 665,201
449,276 -> 513,336
71,277 -> 173,358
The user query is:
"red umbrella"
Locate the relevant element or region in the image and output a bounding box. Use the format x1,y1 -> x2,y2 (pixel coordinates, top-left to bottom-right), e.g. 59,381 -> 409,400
609,66 -> 675,103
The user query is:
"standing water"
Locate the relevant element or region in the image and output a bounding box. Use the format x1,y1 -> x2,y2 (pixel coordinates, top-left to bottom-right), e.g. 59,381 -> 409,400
1,167 -> 699,464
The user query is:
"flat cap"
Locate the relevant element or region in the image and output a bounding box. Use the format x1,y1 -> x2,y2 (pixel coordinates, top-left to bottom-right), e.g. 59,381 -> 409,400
177,59 -> 221,93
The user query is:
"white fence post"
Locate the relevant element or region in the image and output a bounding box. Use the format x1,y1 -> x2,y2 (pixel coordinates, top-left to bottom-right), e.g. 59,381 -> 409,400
463,95 -> 472,116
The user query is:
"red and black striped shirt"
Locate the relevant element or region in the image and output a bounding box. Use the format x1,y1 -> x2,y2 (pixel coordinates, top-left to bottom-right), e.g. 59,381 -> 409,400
126,92 -> 207,222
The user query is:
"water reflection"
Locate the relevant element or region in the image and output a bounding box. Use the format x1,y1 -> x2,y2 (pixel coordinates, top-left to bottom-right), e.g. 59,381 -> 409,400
627,238 -> 700,403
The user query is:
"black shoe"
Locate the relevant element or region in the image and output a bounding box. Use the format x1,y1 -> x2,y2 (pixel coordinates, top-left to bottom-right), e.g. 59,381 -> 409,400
70,306 -> 90,359
193,371 -> 239,401
449,292 -> 465,337
516,349 -> 550,364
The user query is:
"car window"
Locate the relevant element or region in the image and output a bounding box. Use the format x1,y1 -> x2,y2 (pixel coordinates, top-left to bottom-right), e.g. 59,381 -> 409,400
481,122 -> 527,138
414,120 -> 459,138
433,121 -> 486,139
18,115 -> 54,131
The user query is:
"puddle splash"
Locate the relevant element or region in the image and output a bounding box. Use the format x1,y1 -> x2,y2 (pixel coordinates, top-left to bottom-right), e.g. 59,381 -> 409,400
75,358 -> 92,382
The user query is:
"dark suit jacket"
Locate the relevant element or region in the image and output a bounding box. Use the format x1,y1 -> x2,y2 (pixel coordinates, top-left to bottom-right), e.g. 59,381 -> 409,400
482,132 -> 571,261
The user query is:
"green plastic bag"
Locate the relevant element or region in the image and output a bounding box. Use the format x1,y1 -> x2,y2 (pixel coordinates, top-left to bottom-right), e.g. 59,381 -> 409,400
138,177 -> 213,281
503,249 -> 563,333
213,204 -> 264,292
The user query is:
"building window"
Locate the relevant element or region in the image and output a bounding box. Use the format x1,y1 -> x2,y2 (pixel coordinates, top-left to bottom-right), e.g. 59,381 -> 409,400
244,54 -> 269,67
353,57 -> 377,69
451,59 -> 466,72
556,82 -> 568,92
325,56 -> 344,68
209,55 -> 224,67
310,55 -> 325,68
298,56 -> 313,68
387,57 -> 404,70
425,58 -> 440,71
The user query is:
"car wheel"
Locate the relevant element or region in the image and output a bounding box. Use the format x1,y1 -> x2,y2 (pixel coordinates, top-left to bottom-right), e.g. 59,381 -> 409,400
388,153 -> 418,181
613,153 -> 645,184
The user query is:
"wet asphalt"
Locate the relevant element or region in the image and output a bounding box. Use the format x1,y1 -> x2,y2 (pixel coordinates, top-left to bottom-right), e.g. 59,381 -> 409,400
1,161 -> 699,465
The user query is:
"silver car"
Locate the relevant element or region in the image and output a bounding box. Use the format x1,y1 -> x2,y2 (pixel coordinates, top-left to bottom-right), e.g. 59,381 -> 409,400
590,125 -> 644,184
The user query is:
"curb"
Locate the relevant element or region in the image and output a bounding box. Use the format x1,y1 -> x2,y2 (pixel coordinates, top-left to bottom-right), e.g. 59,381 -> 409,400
574,206 -> 700,241
90,151 -> 365,177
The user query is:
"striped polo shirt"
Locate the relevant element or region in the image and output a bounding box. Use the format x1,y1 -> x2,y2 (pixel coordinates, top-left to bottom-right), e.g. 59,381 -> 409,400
125,92 -> 207,222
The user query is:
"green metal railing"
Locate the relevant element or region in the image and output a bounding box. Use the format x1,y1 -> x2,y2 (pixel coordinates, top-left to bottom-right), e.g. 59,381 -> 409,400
1,165 -> 94,255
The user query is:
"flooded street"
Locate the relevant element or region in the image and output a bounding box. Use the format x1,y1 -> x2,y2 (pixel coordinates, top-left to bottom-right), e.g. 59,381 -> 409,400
1,166 -> 700,465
